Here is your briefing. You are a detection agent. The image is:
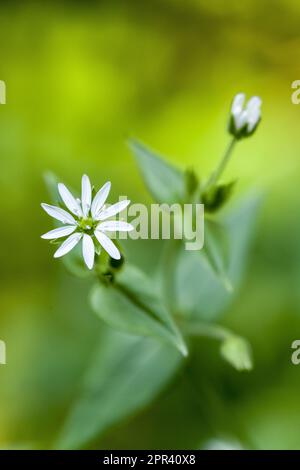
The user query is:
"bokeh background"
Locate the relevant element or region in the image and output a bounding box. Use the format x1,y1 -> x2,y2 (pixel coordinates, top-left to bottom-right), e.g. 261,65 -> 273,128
1,0 -> 300,449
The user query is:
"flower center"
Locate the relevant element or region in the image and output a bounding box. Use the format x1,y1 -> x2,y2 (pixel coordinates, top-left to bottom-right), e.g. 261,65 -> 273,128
78,217 -> 96,235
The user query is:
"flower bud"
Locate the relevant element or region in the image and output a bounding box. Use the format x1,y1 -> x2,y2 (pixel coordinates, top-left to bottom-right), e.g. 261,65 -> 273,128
229,93 -> 262,139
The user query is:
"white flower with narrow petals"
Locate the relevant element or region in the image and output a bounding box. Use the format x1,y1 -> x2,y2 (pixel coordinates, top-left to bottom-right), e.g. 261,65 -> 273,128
41,175 -> 134,270
229,93 -> 262,138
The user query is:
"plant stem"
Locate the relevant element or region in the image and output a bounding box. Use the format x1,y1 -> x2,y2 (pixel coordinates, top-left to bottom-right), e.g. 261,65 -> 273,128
205,137 -> 236,189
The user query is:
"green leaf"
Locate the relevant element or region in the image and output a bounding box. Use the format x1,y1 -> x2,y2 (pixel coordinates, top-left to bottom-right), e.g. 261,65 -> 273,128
90,264 -> 188,356
220,335 -> 253,371
170,192 -> 262,321
57,328 -> 182,449
202,181 -> 236,212
201,218 -> 232,292
128,139 -> 186,204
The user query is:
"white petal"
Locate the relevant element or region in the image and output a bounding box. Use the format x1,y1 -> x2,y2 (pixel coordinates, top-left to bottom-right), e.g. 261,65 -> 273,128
247,107 -> 261,132
91,181 -> 111,219
41,225 -> 77,239
94,231 -> 121,259
97,220 -> 134,232
82,234 -> 95,270
96,200 -> 130,221
58,183 -> 82,217
53,233 -> 82,258
246,96 -> 261,131
41,203 -> 76,225
231,93 -> 245,116
81,174 -> 92,217
234,109 -> 248,130
246,96 -> 262,112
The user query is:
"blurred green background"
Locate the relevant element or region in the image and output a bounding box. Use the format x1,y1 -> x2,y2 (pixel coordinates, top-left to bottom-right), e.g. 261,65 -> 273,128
1,0 -> 300,449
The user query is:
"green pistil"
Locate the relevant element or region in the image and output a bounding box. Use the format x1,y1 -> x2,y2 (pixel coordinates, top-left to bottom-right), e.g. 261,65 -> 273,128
78,217 -> 97,235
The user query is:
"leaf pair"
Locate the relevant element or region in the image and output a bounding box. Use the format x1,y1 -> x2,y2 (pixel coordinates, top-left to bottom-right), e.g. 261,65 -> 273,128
129,139 -> 259,292
129,139 -> 260,371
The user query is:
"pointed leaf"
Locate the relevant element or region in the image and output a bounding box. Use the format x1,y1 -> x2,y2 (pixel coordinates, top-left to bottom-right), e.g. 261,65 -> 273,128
129,139 -> 186,204
90,264 -> 187,356
220,335 -> 253,371
201,218 -> 232,291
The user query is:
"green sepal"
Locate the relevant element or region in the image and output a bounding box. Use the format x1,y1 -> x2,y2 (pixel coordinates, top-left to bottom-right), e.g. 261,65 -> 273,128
202,181 -> 236,213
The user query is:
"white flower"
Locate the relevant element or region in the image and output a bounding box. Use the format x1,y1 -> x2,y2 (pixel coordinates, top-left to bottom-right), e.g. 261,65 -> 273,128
230,93 -> 262,137
41,175 -> 134,270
